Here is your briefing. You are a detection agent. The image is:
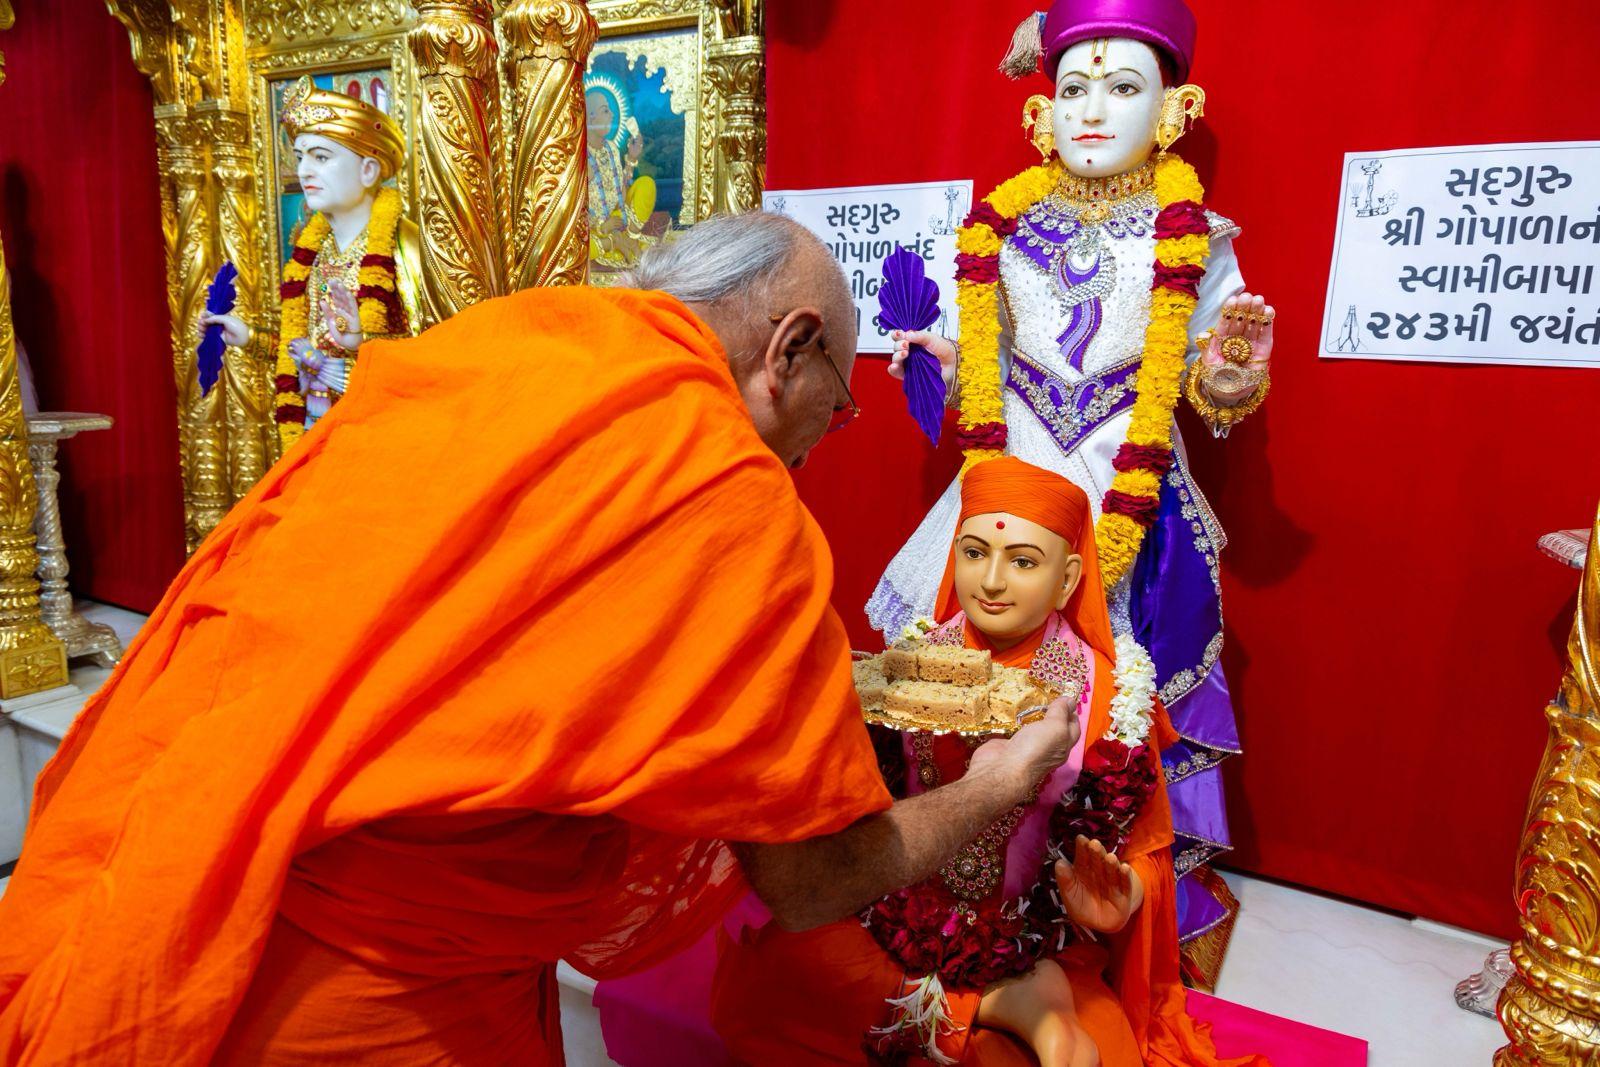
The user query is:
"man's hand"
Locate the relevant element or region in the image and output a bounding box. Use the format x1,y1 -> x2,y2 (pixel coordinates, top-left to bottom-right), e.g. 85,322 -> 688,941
1055,835 -> 1143,933
967,695 -> 1081,796
735,696 -> 1080,934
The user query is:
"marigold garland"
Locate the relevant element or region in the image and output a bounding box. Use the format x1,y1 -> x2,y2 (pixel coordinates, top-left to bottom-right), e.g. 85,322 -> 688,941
954,154 -> 1210,588
274,185 -> 406,451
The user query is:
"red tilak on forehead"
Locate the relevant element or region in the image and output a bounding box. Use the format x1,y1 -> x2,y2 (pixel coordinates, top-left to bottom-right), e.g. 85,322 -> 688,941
995,520 -> 1006,530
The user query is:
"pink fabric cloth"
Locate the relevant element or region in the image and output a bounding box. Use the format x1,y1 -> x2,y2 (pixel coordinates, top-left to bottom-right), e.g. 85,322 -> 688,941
898,613 -> 1093,898
1186,990 -> 1367,1066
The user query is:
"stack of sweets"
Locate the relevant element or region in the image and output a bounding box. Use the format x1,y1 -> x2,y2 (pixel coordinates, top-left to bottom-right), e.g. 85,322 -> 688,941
852,641 -> 1056,730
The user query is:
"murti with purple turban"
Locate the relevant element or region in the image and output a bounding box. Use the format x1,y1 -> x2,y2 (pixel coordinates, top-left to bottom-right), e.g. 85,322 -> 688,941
872,0 -> 1280,993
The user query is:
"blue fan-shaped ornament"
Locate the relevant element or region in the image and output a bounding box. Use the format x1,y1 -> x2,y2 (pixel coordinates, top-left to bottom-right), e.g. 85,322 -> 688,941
877,247 -> 946,445
197,261 -> 239,397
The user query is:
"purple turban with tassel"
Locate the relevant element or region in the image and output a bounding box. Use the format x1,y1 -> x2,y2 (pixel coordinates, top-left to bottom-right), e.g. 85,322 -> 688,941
1000,0 -> 1197,84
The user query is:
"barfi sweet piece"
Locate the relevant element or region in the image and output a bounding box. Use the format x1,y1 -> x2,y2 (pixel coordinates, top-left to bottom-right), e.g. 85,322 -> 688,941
882,644 -> 919,681
884,679 -> 989,728
852,657 -> 889,711
988,668 -> 1048,721
915,645 -> 992,686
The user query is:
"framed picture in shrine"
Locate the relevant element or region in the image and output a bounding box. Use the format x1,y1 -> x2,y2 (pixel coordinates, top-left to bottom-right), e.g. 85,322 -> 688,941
585,0 -> 767,281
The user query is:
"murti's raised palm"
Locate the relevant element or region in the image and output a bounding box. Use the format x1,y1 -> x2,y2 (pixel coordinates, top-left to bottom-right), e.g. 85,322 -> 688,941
322,279 -> 364,352
1054,834 -> 1141,933
1199,290 -> 1274,405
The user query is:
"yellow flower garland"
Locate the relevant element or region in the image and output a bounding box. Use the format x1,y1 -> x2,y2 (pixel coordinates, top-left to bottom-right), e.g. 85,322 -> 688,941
274,185 -> 405,452
955,161 -> 1063,473
956,154 -> 1209,588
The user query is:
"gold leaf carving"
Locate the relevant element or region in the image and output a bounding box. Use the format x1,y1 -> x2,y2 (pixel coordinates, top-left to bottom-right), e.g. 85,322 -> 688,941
244,0 -> 411,48
501,0 -> 595,288
1497,512 -> 1600,1063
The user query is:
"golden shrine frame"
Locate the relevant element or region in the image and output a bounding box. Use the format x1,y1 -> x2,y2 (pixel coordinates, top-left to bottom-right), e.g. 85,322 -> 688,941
584,0 -> 766,276
99,0 -> 765,553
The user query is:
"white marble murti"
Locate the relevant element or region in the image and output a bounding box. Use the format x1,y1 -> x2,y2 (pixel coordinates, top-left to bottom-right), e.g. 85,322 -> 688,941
27,413 -> 122,668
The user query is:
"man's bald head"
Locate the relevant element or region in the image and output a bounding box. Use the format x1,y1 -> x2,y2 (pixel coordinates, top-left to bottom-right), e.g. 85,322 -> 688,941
622,213 -> 858,469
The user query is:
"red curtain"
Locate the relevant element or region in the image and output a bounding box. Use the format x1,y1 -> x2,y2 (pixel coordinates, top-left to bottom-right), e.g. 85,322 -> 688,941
773,0 -> 1600,939
0,0 -> 184,613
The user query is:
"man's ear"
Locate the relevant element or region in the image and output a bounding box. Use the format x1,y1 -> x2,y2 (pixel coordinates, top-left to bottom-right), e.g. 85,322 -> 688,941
1055,554 -> 1084,611
762,307 -> 825,397
360,157 -> 383,190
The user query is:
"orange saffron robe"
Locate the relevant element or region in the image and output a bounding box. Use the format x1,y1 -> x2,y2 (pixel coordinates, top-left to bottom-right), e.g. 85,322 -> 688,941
0,288 -> 892,1065
711,618 -> 1266,1067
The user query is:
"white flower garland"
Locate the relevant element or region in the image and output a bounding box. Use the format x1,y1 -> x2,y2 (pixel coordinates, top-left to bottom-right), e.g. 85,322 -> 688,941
1107,634 -> 1157,747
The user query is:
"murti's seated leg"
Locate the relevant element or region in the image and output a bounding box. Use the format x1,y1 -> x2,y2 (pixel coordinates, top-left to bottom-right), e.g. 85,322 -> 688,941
977,958 -> 1099,1067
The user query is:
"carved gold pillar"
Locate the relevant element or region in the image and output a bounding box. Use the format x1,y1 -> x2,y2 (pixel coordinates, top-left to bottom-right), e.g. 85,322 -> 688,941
0,238 -> 69,699
499,0 -> 596,290
408,1 -> 509,324
0,0 -> 12,87
0,9 -> 71,697
206,106 -> 275,485
706,33 -> 765,216
1497,510 -> 1600,1064
158,111 -> 231,552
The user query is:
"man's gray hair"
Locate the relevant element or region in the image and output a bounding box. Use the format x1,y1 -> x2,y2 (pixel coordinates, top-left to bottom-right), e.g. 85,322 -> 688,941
618,212 -> 838,313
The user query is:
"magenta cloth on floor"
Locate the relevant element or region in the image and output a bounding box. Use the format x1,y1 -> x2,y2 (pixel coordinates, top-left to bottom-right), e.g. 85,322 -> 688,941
597,898 -> 1368,1066
1187,989 -> 1368,1066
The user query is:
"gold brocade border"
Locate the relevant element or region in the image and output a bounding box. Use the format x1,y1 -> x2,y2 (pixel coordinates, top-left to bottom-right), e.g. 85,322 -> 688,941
1178,864 -> 1240,994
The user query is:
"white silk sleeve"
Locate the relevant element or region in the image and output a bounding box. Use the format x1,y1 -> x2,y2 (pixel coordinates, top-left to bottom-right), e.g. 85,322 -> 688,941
1187,231 -> 1246,366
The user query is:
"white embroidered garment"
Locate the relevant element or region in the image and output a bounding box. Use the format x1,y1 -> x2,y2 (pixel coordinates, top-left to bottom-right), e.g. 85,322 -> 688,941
868,194 -> 1243,640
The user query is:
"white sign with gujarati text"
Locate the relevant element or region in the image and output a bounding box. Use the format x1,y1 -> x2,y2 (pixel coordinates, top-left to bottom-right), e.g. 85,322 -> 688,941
764,180 -> 974,355
1321,141 -> 1600,369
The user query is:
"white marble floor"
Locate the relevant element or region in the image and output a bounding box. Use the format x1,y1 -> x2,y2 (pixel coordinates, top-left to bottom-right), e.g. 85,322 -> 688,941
0,604 -> 1509,1065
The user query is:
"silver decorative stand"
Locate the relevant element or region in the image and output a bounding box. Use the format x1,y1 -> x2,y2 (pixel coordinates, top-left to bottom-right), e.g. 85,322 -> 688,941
26,412 -> 121,668
1456,946 -> 1513,1018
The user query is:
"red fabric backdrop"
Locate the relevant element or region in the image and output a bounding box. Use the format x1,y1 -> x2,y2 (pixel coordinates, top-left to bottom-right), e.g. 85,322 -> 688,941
0,0 -> 184,613
772,0 -> 1600,939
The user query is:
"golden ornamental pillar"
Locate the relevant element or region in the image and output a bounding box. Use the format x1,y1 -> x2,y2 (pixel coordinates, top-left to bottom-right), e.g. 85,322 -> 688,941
204,105 -> 275,485
1497,510 -> 1600,1064
0,0 -> 12,87
499,0 -> 596,290
157,110 -> 231,552
706,34 -> 765,216
0,7 -> 71,697
408,0 -> 509,325
0,237 -> 67,698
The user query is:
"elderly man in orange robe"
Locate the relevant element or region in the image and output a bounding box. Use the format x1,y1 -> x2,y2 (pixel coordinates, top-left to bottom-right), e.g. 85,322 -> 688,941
0,214 -> 1078,1066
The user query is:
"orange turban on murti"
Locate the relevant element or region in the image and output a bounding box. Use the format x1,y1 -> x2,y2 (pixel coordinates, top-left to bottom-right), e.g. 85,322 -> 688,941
935,457 -> 1116,663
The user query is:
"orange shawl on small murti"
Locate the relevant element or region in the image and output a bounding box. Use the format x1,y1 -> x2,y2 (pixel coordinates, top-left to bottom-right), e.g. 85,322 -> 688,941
0,288 -> 891,1066
713,458 -> 1263,1067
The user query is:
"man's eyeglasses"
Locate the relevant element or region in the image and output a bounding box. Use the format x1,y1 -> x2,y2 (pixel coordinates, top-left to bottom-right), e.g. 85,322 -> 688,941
769,314 -> 860,433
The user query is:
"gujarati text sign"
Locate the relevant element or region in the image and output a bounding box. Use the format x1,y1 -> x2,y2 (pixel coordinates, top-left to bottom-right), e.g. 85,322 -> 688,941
1321,141 -> 1600,369
764,180 -> 973,355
